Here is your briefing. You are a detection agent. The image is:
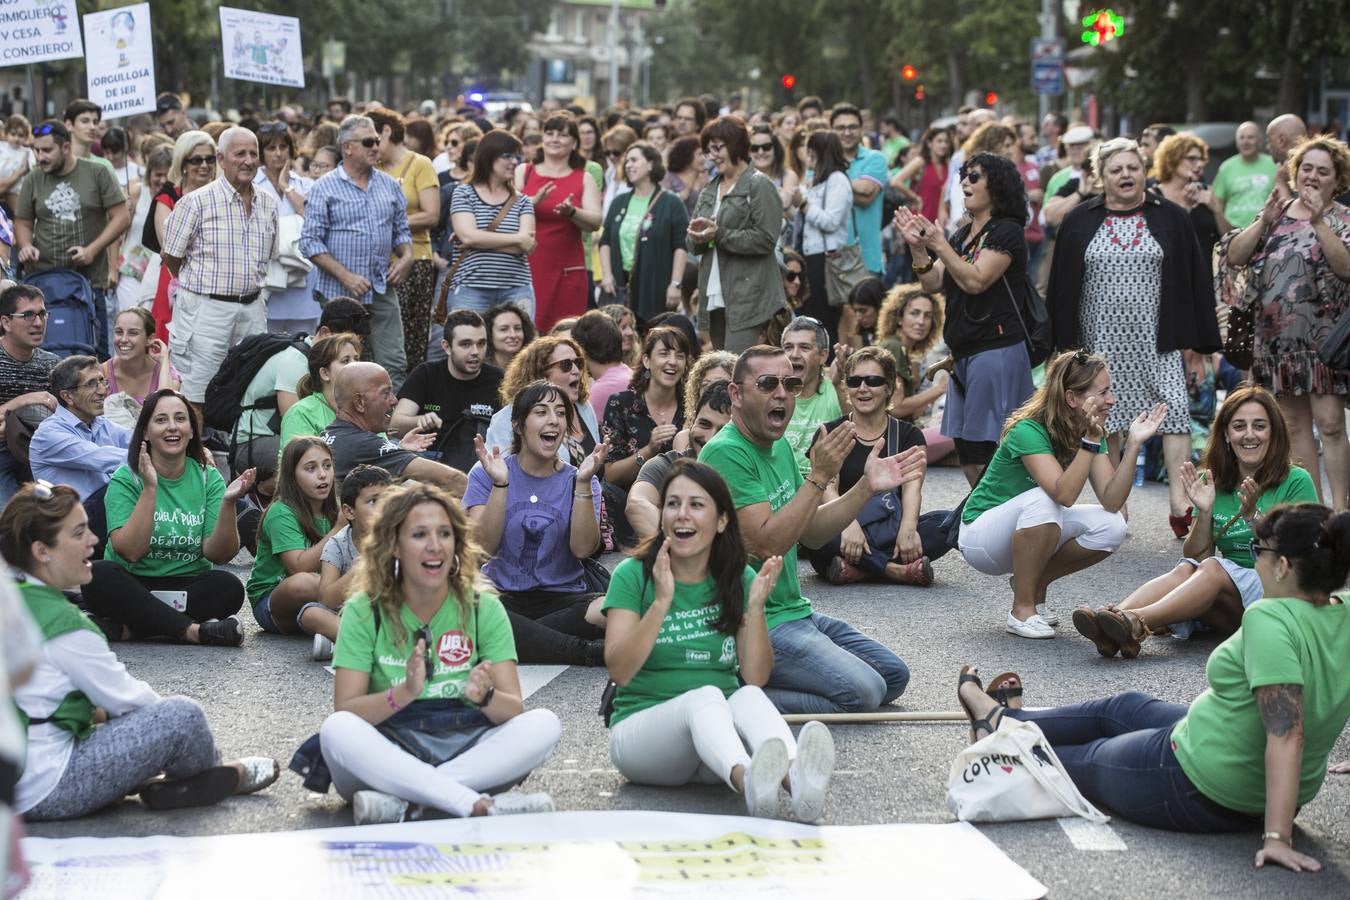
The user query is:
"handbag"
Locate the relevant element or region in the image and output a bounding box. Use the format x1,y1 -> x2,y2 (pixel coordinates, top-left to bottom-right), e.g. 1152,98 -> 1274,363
433,185 -> 518,324
1223,305 -> 1256,369
946,717 -> 1109,824
1316,312 -> 1349,371
823,181 -> 871,307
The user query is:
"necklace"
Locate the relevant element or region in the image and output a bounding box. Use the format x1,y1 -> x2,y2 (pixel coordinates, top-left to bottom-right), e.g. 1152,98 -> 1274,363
1103,209 -> 1146,249
851,416 -> 888,443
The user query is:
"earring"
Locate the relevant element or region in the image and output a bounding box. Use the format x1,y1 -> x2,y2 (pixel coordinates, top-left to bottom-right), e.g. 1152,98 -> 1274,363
393,559 -> 400,579
450,555 -> 460,576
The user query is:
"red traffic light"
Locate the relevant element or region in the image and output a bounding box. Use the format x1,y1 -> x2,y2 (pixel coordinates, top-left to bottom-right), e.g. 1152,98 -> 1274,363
780,73 -> 797,90
984,91 -> 999,107
901,64 -> 918,82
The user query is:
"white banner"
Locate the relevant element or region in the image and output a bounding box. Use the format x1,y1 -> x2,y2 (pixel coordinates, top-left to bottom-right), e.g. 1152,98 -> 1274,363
219,6 -> 304,88
82,4 -> 155,118
0,0 -> 84,67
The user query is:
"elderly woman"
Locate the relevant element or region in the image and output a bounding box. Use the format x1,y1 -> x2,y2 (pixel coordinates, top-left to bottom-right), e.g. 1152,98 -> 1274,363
599,141 -> 689,321
1221,136 -> 1350,512
688,117 -> 789,353
143,130 -> 216,343
253,122 -> 318,333
1154,133 -> 1222,271
1047,137 -> 1221,536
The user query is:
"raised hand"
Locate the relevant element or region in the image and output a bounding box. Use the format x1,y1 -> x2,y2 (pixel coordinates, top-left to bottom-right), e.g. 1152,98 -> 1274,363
748,555 -> 783,609
1258,189 -> 1285,228
224,468 -> 257,503
646,423 -> 679,455
576,439 -> 608,483
1128,403 -> 1168,446
651,540 -> 675,608
807,421 -> 855,483
825,342 -> 852,383
473,434 -> 509,486
1235,475 -> 1261,520
400,425 -> 435,452
863,442 -> 926,493
1179,461 -> 1215,513
138,442 -> 158,488
530,182 -> 555,207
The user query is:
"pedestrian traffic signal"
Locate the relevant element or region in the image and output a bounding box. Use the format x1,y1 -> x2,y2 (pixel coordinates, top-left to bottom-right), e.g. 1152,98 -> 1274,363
1081,9 -> 1125,45
780,74 -> 797,90
984,91 -> 999,107
914,84 -> 925,101
901,65 -> 919,82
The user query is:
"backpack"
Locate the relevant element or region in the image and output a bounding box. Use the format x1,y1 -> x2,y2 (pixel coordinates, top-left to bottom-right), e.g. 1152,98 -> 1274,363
202,332 -> 309,433
25,268 -> 97,358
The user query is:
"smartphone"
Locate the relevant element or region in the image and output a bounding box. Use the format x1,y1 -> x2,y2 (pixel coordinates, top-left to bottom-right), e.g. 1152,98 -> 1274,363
150,590 -> 188,612
414,626 -> 434,680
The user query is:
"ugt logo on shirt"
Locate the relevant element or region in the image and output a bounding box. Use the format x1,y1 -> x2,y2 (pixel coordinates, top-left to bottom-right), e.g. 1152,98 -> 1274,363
438,630 -> 474,666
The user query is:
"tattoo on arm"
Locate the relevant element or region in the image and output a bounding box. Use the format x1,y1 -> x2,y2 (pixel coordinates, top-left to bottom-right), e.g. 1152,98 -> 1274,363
1254,684 -> 1303,738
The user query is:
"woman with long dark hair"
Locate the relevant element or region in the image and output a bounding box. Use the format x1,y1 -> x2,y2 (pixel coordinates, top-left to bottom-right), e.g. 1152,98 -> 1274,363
604,460 -> 836,821
798,130 -> 853,337
749,123 -> 800,217
890,126 -> 952,222
484,301 -> 536,372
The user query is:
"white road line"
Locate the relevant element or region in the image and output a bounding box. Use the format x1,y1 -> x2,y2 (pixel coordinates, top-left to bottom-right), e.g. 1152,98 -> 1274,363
1058,818 -> 1127,851
519,665 -> 568,700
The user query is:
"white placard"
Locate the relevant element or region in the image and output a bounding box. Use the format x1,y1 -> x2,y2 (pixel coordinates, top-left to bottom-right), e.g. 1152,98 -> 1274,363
82,4 -> 155,118
0,0 -> 84,67
219,6 -> 304,88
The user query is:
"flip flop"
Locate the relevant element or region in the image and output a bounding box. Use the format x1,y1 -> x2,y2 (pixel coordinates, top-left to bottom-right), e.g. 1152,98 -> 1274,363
984,672 -> 1024,709
140,765 -> 239,811
956,665 -> 1003,744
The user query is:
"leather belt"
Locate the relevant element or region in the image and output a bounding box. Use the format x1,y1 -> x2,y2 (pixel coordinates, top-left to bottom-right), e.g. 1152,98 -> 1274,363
209,291 -> 260,304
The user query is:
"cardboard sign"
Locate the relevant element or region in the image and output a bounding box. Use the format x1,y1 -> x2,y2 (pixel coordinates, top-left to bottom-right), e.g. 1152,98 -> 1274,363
219,6 -> 304,88
83,3 -> 155,117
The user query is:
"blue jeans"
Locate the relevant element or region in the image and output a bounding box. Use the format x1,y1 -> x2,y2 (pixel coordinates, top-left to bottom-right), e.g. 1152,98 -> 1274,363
0,446 -> 22,506
451,284 -> 534,317
1008,692 -> 1261,832
92,286 -> 110,359
766,612 -> 910,714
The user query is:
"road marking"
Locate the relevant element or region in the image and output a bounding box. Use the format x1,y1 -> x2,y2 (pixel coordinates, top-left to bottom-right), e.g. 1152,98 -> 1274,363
1058,818 -> 1127,851
519,665 -> 568,700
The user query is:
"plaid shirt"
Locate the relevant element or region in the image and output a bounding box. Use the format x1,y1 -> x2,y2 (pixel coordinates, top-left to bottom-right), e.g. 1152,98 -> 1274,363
299,164 -> 411,302
162,176 -> 278,297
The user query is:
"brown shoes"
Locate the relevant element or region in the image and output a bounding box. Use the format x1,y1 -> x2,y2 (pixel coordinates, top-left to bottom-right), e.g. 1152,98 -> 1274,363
1071,605 -> 1121,658
1095,606 -> 1148,659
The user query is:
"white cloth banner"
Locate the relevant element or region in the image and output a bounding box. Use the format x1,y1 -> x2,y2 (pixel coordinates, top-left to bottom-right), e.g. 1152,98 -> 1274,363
219,6 -> 304,88
82,4 -> 155,118
0,0 -> 83,67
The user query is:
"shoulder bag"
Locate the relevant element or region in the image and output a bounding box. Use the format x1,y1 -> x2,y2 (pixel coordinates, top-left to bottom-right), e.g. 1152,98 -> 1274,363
433,186 -> 519,324
824,176 -> 871,307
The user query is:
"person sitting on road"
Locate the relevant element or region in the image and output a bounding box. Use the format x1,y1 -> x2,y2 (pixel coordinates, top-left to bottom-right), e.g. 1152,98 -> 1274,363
320,362 -> 465,495
483,335 -> 601,464
875,284 -> 955,462
0,284 -> 59,505
627,380 -> 732,542
1073,385 -> 1318,657
957,502 -> 1350,874
573,310 -> 632,420
808,347 -> 952,587
2,483 -> 278,820
277,332 -> 364,452
317,481 -> 561,825
698,345 -> 926,714
957,351 -> 1162,640
780,317 -> 843,477
465,381 -> 609,667
315,464 -> 393,660
102,308 -> 180,417
604,459 -> 837,822
80,389 -> 255,647
246,436 -> 344,641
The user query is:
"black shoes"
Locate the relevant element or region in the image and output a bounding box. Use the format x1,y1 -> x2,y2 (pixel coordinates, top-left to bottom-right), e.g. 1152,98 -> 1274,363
198,617 -> 243,647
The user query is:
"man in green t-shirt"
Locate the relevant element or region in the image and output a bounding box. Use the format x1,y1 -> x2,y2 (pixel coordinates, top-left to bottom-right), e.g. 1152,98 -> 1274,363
1211,122 -> 1278,231
698,345 -> 925,714
781,318 -> 842,477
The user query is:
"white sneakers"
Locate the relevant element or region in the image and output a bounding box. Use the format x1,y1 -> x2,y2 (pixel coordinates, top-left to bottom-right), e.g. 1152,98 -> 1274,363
1006,612 -> 1056,639
486,791 -> 555,816
312,634 -> 334,661
788,721 -> 835,823
353,790 -> 409,825
235,756 -> 280,794
743,737 -> 790,819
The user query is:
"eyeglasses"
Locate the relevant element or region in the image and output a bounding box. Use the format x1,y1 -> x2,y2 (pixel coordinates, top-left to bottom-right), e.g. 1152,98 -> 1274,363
547,357 -> 580,374
31,123 -> 58,138
742,374 -> 804,396
1250,542 -> 1277,559
185,155 -> 216,168
4,309 -> 49,321
258,122 -> 288,135
78,375 -> 109,392
705,141 -> 726,155
960,169 -> 983,184
750,143 -> 775,153
499,152 -> 524,164
845,374 -> 889,389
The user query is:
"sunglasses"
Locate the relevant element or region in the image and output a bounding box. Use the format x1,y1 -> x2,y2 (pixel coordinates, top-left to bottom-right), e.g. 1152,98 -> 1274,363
31,479 -> 57,501
845,374 -> 889,389
347,136 -> 379,148
185,155 -> 216,168
258,122 -> 288,135
500,152 -> 524,164
31,123 -> 59,138
750,143 -> 775,153
1250,542 -> 1280,560
743,374 -> 804,396
156,98 -> 182,113
784,270 -> 803,282
547,357 -> 580,374
960,169 -> 982,184
605,149 -> 623,159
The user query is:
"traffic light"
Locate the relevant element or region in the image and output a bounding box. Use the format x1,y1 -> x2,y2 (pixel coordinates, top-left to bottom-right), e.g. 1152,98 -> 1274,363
984,91 -> 999,107
901,64 -> 919,82
1081,8 -> 1125,45
780,73 -> 797,90
914,84 -> 925,101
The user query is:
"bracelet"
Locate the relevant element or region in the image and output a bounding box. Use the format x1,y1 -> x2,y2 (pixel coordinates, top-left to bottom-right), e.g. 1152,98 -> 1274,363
573,491 -> 593,499
479,684 -> 495,708
804,475 -> 828,492
492,481 -> 508,489
1262,831 -> 1289,845
911,257 -> 935,275
1079,439 -> 1101,453
386,686 -> 403,711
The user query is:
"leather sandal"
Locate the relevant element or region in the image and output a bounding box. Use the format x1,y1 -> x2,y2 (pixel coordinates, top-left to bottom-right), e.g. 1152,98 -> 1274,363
985,672 -> 1023,709
1096,606 -> 1147,659
1072,605 -> 1120,658
957,665 -> 1003,743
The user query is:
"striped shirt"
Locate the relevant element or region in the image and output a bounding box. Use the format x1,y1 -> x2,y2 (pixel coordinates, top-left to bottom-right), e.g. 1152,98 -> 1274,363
161,176 -> 278,297
448,184 -> 534,291
299,164 -> 411,302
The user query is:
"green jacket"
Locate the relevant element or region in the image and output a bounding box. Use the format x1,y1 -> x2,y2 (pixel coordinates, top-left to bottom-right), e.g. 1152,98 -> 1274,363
600,187 -> 689,322
687,168 -> 788,335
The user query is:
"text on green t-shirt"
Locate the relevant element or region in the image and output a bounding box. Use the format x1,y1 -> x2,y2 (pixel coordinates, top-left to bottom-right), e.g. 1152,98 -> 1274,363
103,462 -> 223,578
1208,466 -> 1318,568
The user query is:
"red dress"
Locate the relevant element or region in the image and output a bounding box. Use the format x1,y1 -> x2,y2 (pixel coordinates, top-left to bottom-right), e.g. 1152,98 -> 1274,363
916,162 -> 948,222
523,164 -> 588,332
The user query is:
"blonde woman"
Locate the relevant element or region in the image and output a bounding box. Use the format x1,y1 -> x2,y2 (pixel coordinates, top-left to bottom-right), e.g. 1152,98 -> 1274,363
145,130 -> 216,342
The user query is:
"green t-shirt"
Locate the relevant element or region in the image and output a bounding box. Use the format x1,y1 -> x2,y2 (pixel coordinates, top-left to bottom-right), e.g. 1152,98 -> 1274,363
1211,154 -> 1278,230
1043,165 -> 1075,200
783,380 -> 842,477
332,591 -> 516,699
15,157 -> 125,288
1172,597 -> 1350,814
1208,466 -> 1318,568
235,344 -> 310,443
278,392 -> 338,463
601,556 -> 752,727
246,503 -> 330,605
881,135 -> 911,171
963,419 -> 1106,524
103,462 -> 224,578
618,192 -> 652,274
698,422 -> 812,630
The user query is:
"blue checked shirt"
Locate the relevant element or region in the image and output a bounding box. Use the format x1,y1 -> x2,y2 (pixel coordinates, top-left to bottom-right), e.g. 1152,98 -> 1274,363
299,165 -> 412,302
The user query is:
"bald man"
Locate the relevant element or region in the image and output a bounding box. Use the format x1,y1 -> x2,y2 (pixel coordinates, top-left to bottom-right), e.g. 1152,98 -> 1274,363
1264,114 -> 1308,202
1211,121 -> 1278,230
321,362 -> 466,495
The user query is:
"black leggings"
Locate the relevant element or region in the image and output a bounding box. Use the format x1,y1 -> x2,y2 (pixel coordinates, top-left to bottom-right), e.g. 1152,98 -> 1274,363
802,252 -> 841,339
82,561 -> 245,640
498,589 -> 604,666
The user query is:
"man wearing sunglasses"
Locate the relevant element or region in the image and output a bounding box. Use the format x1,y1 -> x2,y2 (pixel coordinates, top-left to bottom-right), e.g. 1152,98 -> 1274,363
698,345 -> 925,714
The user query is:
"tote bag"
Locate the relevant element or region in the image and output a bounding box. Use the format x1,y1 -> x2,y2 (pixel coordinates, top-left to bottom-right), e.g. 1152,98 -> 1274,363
823,181 -> 871,307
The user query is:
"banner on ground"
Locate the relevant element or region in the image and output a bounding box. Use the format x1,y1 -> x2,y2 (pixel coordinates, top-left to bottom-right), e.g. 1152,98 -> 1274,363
219,6 -> 304,88
0,0 -> 84,67
82,3 -> 155,118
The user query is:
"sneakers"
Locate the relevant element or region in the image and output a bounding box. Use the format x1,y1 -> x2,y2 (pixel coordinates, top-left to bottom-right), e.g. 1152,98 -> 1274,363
353,790 -> 409,825
1006,612 -> 1055,639
743,737 -> 790,818
789,721 -> 835,823
826,557 -> 865,585
198,616 -> 243,647
312,633 -> 334,661
235,757 -> 280,794
891,556 -> 934,587
487,791 -> 555,816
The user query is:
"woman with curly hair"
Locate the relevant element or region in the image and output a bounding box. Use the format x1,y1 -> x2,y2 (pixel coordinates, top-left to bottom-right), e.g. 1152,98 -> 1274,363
875,284 -> 954,462
484,335 -> 599,464
1154,133 -> 1222,270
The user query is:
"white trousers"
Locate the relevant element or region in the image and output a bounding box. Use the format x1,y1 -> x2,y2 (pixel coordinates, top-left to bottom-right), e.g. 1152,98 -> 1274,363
168,287 -> 269,403
958,487 -> 1127,576
319,708 -> 561,818
609,685 -> 795,789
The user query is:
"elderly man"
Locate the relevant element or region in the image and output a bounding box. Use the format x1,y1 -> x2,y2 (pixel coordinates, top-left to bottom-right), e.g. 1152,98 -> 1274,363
698,345 -> 925,714
1211,122 -> 1278,231
0,284 -> 59,502
300,115 -> 413,390
321,362 -> 465,495
1265,114 -> 1308,202
161,126 -> 278,405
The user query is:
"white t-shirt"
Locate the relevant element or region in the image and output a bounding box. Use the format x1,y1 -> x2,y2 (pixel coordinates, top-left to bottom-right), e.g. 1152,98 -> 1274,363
0,574 -> 41,771
705,191 -> 724,312
0,141 -> 32,180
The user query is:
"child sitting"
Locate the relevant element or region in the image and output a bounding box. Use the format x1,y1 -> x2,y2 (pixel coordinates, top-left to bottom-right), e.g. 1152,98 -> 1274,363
314,465 -> 393,660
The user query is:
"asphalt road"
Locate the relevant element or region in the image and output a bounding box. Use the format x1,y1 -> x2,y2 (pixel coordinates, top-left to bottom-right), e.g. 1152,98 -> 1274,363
23,467 -> 1350,898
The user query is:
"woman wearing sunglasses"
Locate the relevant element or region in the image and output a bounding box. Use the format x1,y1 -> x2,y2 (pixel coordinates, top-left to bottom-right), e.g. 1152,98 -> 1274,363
3,483 -> 277,820
748,124 -> 800,219
484,335 -> 600,464
958,502 -> 1350,873
446,131 -> 536,316
142,131 -> 216,343
1074,386 -> 1318,657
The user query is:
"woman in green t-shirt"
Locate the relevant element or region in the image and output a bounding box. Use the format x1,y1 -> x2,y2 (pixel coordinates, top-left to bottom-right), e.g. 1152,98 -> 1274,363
603,460 -> 837,822
277,332 -> 363,452
320,482 -> 560,825
1076,385 -> 1319,657
957,503 -> 1350,873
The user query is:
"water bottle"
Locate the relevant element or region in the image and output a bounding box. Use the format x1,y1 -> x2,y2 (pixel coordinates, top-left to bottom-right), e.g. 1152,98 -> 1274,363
1134,448 -> 1146,487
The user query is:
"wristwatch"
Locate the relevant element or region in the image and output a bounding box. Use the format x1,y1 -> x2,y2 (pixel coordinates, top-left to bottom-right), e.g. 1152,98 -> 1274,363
1080,438 -> 1101,453
634,450 -> 646,465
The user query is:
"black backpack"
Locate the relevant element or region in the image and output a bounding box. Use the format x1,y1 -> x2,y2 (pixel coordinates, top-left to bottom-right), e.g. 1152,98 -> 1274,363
202,332 -> 309,432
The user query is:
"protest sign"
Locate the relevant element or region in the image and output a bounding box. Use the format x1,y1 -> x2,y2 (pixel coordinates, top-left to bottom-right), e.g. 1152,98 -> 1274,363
0,0 -> 83,67
83,3 -> 155,117
219,6 -> 304,88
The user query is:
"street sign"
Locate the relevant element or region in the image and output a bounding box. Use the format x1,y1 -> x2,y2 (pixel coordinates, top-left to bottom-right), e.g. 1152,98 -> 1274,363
1030,37 -> 1064,97
1032,37 -> 1064,62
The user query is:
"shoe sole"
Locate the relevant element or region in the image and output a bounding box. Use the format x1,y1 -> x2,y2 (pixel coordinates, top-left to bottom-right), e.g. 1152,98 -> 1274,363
1096,610 -> 1141,659
1006,620 -> 1055,639
1072,608 -> 1119,657
744,738 -> 789,819
791,722 -> 835,823
353,791 -> 409,825
896,559 -> 934,587
140,765 -> 239,811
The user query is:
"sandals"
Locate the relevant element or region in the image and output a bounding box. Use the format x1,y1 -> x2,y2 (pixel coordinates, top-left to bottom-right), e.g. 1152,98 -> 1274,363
1096,606 -> 1147,659
1072,605 -> 1121,658
956,666 -> 1004,744
985,672 -> 1023,709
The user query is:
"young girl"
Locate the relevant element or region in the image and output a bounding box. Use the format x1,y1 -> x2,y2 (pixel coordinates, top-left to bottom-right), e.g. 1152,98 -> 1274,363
247,437 -> 344,638
278,332 -> 363,450
957,351 -> 1165,639
604,460 -> 836,821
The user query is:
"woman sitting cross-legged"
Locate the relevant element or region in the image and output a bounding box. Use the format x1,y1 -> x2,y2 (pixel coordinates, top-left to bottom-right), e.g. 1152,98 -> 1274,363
465,381 -> 609,666
1073,385 -> 1318,657
957,351 -> 1165,639
604,460 -> 836,821
957,502 -> 1350,873
80,389 -> 255,646
318,481 -> 561,825
3,484 -> 277,820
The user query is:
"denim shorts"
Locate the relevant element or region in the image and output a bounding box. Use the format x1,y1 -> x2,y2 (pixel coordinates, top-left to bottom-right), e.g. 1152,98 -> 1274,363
252,595 -> 330,636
